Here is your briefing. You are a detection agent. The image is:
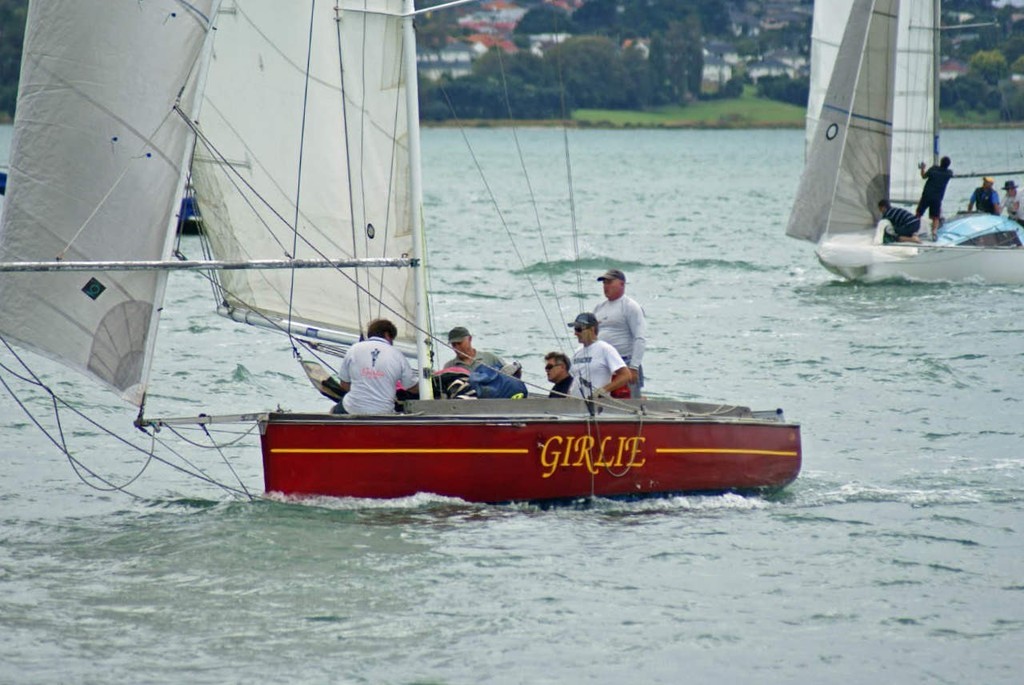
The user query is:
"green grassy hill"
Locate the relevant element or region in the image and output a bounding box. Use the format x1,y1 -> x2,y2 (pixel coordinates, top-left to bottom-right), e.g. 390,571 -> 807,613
573,87 -> 805,129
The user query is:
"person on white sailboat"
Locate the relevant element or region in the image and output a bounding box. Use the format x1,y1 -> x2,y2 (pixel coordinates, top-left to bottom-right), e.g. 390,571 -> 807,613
877,200 -> 922,244
967,177 -> 1001,215
916,156 -> 953,237
443,326 -> 505,373
1003,180 -> 1023,226
567,313 -> 630,401
594,268 -> 646,399
333,319 -> 417,415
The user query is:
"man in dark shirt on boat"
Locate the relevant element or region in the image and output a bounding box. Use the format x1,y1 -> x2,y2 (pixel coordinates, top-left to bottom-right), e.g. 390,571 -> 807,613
543,351 -> 573,398
916,156 -> 953,237
878,199 -> 921,244
967,177 -> 1001,215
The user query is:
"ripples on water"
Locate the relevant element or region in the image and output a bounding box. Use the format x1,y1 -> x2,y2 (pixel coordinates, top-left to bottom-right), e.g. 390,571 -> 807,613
2,127 -> 1023,683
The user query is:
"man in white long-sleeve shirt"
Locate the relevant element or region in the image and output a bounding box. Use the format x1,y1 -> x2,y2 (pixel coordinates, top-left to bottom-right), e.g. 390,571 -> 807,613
593,268 -> 647,399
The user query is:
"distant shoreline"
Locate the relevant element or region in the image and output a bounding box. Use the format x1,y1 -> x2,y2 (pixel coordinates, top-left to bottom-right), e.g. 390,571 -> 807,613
424,119 -> 1022,130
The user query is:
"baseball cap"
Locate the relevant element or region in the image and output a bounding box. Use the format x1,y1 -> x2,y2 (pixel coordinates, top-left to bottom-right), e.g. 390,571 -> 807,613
597,268 -> 626,282
447,326 -> 470,343
568,313 -> 598,328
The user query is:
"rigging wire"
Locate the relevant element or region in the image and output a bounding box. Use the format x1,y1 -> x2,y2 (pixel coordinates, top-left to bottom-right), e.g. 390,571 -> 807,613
0,337 -> 251,499
493,46 -> 573,351
335,1 -> 368,336
283,0 -> 322,363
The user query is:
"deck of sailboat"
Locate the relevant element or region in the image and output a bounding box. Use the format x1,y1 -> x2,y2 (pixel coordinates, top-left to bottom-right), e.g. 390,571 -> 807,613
265,398 -> 786,423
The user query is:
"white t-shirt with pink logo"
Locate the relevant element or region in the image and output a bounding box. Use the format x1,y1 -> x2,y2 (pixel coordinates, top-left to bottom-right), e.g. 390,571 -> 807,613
338,336 -> 417,414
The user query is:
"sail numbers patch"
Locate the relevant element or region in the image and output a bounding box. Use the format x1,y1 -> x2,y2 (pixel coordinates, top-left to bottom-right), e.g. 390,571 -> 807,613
82,277 -> 106,300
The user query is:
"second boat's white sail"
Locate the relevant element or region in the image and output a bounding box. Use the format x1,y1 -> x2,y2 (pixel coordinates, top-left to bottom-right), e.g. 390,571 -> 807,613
0,0 -> 216,405
788,0 -> 900,243
192,0 -> 417,348
890,0 -> 937,204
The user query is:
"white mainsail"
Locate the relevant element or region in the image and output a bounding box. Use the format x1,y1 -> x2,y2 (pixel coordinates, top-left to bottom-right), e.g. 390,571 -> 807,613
192,0 -> 417,348
787,0 -> 900,243
0,0 -> 216,405
890,0 -> 937,203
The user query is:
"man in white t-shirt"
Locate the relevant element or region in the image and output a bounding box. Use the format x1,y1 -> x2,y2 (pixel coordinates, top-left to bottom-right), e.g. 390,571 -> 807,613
594,268 -> 646,398
567,312 -> 630,401
335,319 -> 417,414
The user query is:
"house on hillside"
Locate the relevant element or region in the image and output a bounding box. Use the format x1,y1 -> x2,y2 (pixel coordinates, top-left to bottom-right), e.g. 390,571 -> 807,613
528,32 -> 571,57
418,41 -> 476,81
457,0 -> 527,36
465,33 -> 517,55
701,55 -> 733,93
939,58 -> 968,81
704,40 -> 740,66
747,58 -> 793,83
728,9 -> 760,38
622,37 -> 650,60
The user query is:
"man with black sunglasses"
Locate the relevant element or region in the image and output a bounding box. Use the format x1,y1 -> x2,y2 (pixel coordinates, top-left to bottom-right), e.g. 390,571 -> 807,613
567,313 -> 630,401
543,351 -> 573,398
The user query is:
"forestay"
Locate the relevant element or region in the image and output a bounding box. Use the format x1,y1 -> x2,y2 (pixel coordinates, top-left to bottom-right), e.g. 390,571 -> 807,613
787,0 -> 900,243
191,0 -> 417,349
0,0 -> 216,405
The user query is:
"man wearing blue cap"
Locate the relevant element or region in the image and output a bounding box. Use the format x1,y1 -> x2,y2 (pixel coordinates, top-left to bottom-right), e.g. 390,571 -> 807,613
594,268 -> 647,398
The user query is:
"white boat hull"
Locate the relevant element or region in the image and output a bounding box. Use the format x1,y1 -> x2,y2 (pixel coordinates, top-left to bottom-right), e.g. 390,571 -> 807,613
817,231 -> 1024,284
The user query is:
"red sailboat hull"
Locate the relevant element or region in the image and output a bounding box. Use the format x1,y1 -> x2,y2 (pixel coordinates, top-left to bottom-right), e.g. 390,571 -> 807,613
260,401 -> 801,503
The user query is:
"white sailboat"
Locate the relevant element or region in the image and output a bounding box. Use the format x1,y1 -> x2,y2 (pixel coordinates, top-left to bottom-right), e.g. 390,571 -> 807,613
790,0 -> 1024,284
0,0 -> 801,503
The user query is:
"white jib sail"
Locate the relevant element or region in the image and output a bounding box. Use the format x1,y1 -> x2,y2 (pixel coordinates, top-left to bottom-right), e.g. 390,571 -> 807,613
0,0 -> 217,405
192,0 -> 417,349
787,0 -> 900,243
890,0 -> 936,204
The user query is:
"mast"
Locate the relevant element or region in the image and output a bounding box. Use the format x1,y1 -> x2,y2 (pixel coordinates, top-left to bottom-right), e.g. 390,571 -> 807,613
932,0 -> 941,164
402,0 -> 434,398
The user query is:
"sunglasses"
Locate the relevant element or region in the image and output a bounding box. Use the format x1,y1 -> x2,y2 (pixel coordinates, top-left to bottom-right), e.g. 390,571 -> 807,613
573,326 -> 588,332
544,363 -> 562,371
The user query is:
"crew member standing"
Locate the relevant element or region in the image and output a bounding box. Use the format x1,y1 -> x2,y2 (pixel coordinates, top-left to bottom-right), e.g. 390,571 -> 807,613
593,268 -> 646,399
915,156 -> 953,237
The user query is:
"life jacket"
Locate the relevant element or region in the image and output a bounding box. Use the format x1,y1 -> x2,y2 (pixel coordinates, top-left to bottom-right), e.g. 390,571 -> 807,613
974,187 -> 996,214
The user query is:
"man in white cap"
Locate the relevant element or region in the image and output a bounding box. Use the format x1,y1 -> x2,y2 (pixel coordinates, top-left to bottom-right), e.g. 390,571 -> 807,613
593,268 -> 647,399
1003,180 -> 1023,226
968,177 -> 1001,215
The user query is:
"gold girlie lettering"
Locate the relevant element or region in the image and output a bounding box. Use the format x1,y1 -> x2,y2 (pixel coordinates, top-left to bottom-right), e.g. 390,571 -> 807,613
539,435 -> 647,478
